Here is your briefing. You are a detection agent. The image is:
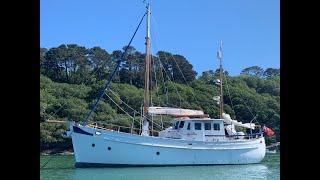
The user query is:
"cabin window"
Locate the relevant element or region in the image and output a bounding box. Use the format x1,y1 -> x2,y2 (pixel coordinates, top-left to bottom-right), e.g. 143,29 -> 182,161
179,121 -> 185,128
174,121 -> 179,129
195,123 -> 202,130
205,123 -> 211,130
187,123 -> 191,130
213,123 -> 220,131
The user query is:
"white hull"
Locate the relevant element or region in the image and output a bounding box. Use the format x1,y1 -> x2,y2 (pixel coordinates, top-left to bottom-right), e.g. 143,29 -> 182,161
69,123 -> 266,167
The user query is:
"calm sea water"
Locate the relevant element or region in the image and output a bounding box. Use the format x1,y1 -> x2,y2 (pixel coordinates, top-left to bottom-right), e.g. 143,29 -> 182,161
40,153 -> 279,180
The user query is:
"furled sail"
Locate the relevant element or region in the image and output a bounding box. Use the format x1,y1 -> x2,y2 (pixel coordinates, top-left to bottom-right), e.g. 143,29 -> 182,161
148,107 -> 204,116
222,113 -> 255,129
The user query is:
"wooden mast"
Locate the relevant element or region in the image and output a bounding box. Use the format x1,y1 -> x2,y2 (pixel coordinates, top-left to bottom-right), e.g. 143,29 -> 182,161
143,3 -> 151,134
217,41 -> 224,118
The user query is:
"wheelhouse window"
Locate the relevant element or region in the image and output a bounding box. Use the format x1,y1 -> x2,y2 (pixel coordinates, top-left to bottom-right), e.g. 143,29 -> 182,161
179,121 -> 185,129
174,121 -> 179,129
187,123 -> 191,130
195,123 -> 202,130
204,123 -> 211,130
213,123 -> 220,131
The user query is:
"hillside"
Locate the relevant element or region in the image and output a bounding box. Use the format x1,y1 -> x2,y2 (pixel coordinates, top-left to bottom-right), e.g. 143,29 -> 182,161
40,44 -> 280,152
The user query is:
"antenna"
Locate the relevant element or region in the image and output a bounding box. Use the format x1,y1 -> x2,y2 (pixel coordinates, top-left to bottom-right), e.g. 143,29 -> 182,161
217,40 -> 223,60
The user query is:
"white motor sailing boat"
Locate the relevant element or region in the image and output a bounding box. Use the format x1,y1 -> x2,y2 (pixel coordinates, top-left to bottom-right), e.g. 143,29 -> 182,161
65,3 -> 265,167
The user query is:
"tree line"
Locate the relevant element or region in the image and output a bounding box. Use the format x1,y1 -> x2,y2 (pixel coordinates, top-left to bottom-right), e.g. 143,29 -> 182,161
40,44 -> 280,152
40,44 -> 197,87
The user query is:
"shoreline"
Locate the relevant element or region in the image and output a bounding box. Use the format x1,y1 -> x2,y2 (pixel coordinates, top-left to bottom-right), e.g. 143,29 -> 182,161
40,149 -> 74,156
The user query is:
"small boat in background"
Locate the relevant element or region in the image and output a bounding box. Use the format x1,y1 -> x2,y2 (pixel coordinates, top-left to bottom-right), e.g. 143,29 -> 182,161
266,149 -> 277,154
266,142 -> 280,154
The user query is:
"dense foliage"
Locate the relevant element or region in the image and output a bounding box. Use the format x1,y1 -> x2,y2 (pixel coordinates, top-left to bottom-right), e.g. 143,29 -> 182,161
40,44 -> 280,151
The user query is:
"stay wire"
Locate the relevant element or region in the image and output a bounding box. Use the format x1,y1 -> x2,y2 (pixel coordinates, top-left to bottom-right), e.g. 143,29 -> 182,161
107,89 -> 164,129
150,18 -> 184,108
223,71 -> 236,119
43,11 -> 147,122
151,15 -> 200,108
83,11 -> 147,124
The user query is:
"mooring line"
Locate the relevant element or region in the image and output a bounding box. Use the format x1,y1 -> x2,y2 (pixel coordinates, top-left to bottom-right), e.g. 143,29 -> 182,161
40,154 -> 55,169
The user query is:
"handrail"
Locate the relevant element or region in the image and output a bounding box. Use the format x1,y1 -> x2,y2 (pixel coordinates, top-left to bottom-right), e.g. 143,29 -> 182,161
45,120 -> 67,123
203,133 -> 263,137
86,122 -> 263,139
87,123 -> 161,136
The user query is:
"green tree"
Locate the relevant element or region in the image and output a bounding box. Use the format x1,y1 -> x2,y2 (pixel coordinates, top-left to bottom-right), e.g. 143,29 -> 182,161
40,48 -> 48,74
241,66 -> 264,77
87,46 -> 113,81
43,47 -> 65,82
156,51 -> 197,84
263,68 -> 280,78
40,44 -> 280,148
66,44 -> 93,84
171,54 -> 197,83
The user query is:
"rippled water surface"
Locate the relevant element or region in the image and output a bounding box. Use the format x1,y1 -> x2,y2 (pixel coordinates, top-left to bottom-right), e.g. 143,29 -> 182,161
40,153 -> 279,180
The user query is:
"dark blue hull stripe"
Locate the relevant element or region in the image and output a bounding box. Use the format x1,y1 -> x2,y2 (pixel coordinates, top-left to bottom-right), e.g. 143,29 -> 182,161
73,126 -> 93,136
75,162 -> 258,168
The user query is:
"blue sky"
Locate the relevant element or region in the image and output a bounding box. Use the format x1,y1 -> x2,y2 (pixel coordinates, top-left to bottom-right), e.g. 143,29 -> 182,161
40,0 -> 279,76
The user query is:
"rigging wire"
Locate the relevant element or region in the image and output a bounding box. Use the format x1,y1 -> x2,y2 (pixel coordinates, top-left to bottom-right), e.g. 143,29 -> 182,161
243,96 -> 257,119
42,11 -> 148,122
222,68 -> 259,125
83,11 -> 147,124
157,54 -> 169,105
150,54 -> 165,129
168,53 -> 200,106
40,155 -> 56,169
151,55 -> 162,107
107,89 -> 164,129
105,93 -> 135,119
149,49 -> 155,106
150,19 -> 184,108
223,71 -> 236,119
151,15 -> 201,108
165,52 -> 201,108
157,56 -> 183,107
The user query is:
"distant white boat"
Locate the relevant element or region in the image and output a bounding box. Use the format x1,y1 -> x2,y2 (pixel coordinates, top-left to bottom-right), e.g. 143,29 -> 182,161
65,3 -> 266,167
266,149 -> 277,154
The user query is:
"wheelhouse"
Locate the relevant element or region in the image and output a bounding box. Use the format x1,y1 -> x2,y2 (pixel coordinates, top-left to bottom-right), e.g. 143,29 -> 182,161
160,118 -> 226,141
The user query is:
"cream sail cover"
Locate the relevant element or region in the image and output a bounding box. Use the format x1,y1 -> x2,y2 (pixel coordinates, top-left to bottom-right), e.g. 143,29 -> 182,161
148,107 -> 204,116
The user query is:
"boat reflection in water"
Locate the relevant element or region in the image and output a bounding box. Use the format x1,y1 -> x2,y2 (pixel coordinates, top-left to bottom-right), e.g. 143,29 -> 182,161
71,164 -> 271,180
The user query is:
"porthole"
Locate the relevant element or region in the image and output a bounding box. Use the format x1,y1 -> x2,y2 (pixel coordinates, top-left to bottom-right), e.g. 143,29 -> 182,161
92,143 -> 95,147
108,147 -> 111,150
156,151 -> 160,155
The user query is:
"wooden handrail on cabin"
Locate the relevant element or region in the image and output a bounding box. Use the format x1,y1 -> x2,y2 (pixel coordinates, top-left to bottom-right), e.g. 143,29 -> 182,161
45,120 -> 67,123
87,123 -> 160,136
